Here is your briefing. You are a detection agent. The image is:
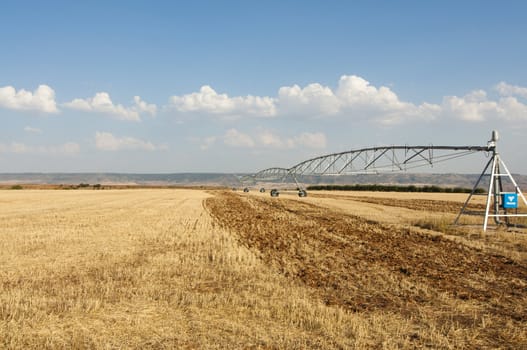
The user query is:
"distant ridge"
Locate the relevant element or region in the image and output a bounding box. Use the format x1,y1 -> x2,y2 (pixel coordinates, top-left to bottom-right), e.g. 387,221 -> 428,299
1,172 -> 526,189
0,173 -> 241,187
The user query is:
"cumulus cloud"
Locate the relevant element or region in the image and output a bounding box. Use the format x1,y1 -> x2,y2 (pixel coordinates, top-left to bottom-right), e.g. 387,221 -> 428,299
3,76 -> 526,128
336,75 -> 401,108
0,84 -> 58,113
168,76 -> 527,125
277,75 -> 441,125
442,90 -> 498,122
335,75 -> 441,124
167,76 -> 440,124
0,142 -> 79,155
223,129 -> 255,148
94,131 -> 165,151
441,86 -> 527,123
133,96 -> 157,115
169,85 -> 276,118
258,130 -> 288,148
278,83 -> 340,116
200,129 -> 326,150
64,93 -> 156,121
258,130 -> 326,149
292,132 -> 327,149
496,82 -> 527,99
495,96 -> 527,122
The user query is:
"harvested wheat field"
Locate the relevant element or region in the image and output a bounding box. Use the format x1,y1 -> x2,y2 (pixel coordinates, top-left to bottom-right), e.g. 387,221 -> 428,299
1,189 -> 526,349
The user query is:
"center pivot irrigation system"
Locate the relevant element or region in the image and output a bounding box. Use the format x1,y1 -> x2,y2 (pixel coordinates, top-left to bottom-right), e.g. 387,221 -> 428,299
241,131 -> 527,231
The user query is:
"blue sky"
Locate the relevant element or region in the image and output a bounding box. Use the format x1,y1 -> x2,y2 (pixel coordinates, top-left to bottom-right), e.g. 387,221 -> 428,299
1,0 -> 526,173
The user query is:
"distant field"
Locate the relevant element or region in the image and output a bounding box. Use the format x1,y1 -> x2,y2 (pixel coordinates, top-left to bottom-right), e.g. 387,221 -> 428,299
1,189 -> 526,348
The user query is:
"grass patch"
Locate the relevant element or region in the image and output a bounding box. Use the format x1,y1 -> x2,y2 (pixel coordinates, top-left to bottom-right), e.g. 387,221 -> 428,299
412,216 -> 456,233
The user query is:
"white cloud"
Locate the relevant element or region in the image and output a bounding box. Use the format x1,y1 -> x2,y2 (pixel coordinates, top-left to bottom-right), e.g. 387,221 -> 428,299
257,130 -> 326,149
223,129 -> 255,148
278,83 -> 340,116
24,126 -> 43,134
336,75 -> 402,108
276,75 -> 440,124
0,143 -> 29,154
496,97 -> 527,122
200,129 -> 326,150
167,76 -> 440,125
441,87 -> 527,123
442,90 -> 498,122
64,93 -> 156,121
3,77 -> 525,130
496,82 -> 527,99
258,130 -> 288,148
167,77 -> 527,126
133,96 -> 157,116
335,75 -> 440,124
169,85 -> 276,118
292,132 -> 327,149
0,142 -> 79,155
94,131 -> 165,151
0,84 -> 58,113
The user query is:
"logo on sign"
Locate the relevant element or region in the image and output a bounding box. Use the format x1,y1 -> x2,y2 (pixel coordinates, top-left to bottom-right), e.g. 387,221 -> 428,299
502,193 -> 518,209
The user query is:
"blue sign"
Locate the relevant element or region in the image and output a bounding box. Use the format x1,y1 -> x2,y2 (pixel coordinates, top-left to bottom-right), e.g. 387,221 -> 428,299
502,193 -> 518,209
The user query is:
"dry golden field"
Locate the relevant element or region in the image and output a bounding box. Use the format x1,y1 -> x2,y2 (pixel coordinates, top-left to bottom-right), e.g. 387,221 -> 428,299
1,188 -> 526,349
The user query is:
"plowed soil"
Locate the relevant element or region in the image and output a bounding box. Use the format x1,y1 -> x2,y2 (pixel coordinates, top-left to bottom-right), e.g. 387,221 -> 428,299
206,191 -> 527,348
310,192 -> 486,213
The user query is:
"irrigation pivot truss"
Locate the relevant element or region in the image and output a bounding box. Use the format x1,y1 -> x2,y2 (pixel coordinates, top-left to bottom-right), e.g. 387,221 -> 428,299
252,167 -> 291,181
251,145 -> 491,182
244,131 -> 527,231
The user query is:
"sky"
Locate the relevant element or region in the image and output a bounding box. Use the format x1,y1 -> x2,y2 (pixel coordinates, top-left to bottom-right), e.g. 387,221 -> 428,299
1,0 -> 526,174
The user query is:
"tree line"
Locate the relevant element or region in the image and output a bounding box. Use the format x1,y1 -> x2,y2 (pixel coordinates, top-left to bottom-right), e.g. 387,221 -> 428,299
306,184 -> 485,193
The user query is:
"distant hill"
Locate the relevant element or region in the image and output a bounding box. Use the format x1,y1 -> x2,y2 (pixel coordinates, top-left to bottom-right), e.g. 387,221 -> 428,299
0,173 -> 241,187
1,172 -> 526,190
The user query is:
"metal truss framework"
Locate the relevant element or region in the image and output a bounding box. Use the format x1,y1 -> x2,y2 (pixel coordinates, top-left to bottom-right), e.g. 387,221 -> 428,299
246,131 -> 526,231
454,149 -> 527,231
251,145 -> 491,182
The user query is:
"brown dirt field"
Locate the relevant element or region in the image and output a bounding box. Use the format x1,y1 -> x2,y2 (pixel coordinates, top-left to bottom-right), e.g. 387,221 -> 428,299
2,189 -> 527,349
206,191 -> 527,349
309,192 -> 486,213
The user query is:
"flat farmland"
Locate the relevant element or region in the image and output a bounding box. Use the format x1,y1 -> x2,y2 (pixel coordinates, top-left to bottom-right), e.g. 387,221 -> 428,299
1,189 -> 526,349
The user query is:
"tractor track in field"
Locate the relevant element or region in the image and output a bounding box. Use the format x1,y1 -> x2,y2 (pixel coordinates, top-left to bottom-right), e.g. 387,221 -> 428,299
205,191 -> 527,333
